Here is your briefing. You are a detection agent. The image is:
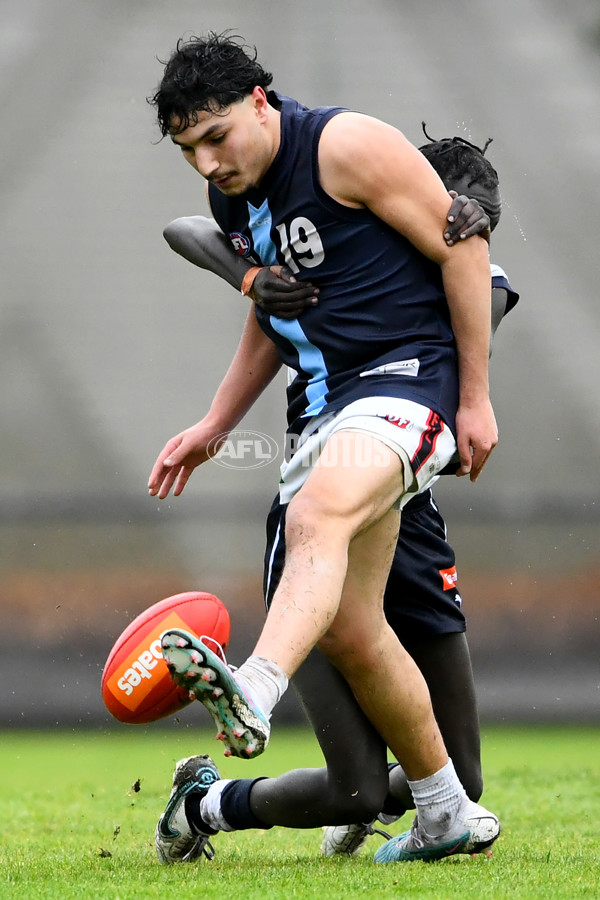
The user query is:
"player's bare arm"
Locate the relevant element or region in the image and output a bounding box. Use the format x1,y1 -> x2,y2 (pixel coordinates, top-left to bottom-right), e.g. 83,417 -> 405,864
148,311 -> 281,499
318,113 -> 497,481
164,215 -> 318,319
164,215 -> 252,291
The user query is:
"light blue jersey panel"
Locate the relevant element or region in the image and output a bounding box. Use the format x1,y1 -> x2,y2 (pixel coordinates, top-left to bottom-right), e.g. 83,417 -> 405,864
269,317 -> 329,416
247,199 -> 330,417
248,200 -> 278,265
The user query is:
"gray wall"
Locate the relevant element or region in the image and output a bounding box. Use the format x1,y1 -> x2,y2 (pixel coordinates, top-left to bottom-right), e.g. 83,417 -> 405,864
1,0 -> 599,726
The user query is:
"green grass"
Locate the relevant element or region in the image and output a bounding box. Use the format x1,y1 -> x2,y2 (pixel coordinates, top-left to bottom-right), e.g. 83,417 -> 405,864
1,725 -> 598,899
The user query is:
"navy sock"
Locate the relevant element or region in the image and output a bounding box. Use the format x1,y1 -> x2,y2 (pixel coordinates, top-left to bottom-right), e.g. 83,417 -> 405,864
219,778 -> 274,831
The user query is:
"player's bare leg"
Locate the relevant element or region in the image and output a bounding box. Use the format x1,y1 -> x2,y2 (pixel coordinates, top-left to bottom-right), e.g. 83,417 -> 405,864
315,503 -> 448,780
253,432 -> 406,668
384,632 -> 483,812
250,431 -> 443,775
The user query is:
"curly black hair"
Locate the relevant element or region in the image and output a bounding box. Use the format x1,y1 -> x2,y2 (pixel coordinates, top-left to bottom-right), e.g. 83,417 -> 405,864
149,31 -> 273,136
419,123 -> 502,231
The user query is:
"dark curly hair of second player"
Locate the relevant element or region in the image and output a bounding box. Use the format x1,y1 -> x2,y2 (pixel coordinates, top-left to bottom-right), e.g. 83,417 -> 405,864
419,124 -> 501,230
150,31 -> 273,137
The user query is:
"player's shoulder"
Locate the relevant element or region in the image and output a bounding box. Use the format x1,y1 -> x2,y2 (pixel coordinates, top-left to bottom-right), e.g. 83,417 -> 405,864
319,111 -> 424,196
320,110 -> 406,149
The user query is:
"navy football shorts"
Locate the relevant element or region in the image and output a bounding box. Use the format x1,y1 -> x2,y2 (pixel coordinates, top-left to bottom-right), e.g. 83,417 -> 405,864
262,488 -> 465,648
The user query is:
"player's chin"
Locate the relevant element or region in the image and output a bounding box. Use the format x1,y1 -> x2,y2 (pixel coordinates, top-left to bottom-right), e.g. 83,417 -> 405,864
211,173 -> 245,195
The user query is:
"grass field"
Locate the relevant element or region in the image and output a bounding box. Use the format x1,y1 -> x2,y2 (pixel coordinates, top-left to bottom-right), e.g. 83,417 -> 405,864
1,724 -> 598,899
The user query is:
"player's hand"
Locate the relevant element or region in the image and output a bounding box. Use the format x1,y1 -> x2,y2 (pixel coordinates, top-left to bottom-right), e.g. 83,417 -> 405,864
251,265 -> 319,319
148,422 -> 228,499
454,399 -> 498,482
444,191 -> 491,246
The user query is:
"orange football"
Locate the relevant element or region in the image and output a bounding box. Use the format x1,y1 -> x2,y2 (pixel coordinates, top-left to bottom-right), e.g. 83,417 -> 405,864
101,591 -> 230,724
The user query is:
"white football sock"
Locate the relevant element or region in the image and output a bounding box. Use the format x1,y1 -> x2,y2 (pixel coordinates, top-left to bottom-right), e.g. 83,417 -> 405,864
200,779 -> 234,832
233,656 -> 289,718
408,758 -> 467,837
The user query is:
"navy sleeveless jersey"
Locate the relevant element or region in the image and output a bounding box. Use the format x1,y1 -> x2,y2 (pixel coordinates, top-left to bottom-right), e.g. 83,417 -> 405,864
209,93 -> 460,438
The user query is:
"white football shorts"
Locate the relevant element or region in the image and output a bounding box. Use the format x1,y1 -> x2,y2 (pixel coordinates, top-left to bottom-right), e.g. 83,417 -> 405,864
279,396 -> 457,510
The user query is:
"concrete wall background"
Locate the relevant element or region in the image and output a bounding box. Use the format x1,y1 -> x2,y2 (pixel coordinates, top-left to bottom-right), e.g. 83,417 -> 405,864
1,0 -> 598,727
